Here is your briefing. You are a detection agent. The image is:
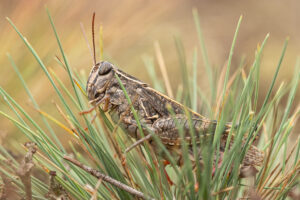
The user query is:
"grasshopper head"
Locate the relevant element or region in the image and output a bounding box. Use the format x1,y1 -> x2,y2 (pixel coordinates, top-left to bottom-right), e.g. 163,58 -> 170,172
86,61 -> 115,105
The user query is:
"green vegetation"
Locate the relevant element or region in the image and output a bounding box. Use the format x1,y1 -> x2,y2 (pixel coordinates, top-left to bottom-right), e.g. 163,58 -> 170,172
0,8 -> 299,200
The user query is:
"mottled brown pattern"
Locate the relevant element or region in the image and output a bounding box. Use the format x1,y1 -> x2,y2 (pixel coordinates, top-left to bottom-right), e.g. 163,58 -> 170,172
86,61 -> 264,168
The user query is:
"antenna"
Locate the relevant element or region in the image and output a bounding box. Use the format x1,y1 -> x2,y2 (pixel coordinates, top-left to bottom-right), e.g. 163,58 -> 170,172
92,12 -> 97,66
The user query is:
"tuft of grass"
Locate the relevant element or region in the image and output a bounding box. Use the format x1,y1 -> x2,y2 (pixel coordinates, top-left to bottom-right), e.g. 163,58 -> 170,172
0,8 -> 299,200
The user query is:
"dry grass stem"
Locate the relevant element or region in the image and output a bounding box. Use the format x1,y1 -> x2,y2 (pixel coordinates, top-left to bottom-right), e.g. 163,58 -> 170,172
63,155 -> 154,200
16,142 -> 37,200
154,41 -> 174,99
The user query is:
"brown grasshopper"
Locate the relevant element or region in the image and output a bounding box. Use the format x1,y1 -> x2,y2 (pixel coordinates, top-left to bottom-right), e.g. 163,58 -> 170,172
85,61 -> 264,170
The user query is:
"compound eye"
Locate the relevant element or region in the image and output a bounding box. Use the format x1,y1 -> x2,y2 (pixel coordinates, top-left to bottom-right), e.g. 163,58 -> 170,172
98,61 -> 112,75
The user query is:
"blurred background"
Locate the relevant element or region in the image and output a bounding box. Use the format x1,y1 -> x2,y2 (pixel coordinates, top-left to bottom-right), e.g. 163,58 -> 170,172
0,0 -> 299,149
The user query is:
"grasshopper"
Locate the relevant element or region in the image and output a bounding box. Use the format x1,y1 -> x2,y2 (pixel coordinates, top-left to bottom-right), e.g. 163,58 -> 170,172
85,61 -> 264,169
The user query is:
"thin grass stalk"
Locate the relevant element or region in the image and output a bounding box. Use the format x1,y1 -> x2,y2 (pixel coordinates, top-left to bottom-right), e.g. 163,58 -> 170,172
193,9 -> 215,103
272,57 -> 300,149
174,37 -> 192,107
0,88 -> 59,156
154,41 -> 174,99
46,9 -> 84,112
192,48 -> 198,112
49,68 -> 81,110
212,16 -> 243,188
142,55 -> 165,93
215,33 -> 269,195
6,18 -> 80,125
7,53 -> 64,152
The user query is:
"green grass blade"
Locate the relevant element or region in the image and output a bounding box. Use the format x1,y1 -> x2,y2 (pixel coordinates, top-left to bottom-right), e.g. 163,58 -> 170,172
193,9 -> 215,103
46,8 -> 84,111
7,53 -> 65,152
6,17 -> 80,125
192,47 -> 198,111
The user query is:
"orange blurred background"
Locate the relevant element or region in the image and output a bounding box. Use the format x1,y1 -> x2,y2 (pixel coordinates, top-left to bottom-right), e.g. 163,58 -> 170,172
0,0 -> 299,149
